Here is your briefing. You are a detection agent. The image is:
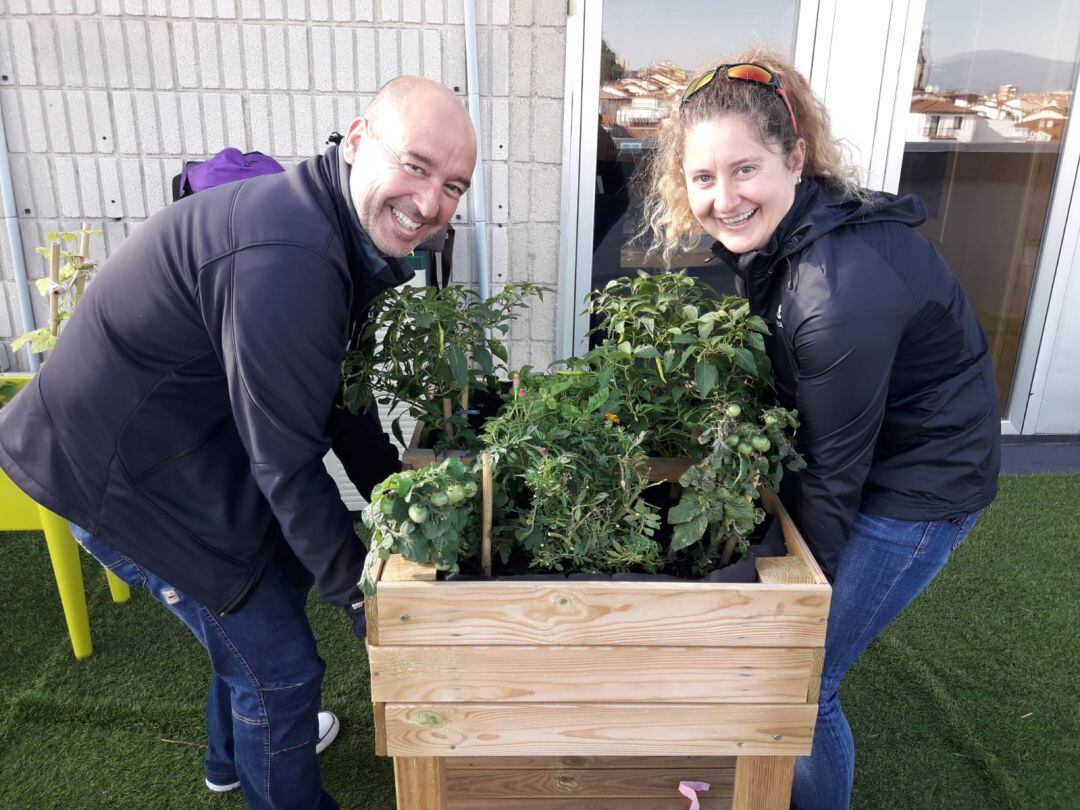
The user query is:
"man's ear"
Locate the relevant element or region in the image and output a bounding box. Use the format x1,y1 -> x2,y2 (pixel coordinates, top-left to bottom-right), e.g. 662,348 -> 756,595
341,117 -> 366,165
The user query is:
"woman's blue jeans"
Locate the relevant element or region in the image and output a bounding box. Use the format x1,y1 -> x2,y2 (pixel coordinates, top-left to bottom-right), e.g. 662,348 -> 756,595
790,510 -> 981,810
70,525 -> 339,810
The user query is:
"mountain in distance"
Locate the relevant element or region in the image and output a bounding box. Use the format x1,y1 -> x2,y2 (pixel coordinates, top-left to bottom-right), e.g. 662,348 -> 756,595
926,49 -> 1077,93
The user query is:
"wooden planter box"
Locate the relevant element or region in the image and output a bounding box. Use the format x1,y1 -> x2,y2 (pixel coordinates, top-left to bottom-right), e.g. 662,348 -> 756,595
366,447 -> 830,810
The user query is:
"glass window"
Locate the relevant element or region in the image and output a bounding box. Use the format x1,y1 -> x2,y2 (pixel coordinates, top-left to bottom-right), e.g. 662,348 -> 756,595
590,1 -> 800,344
897,0 -> 1080,411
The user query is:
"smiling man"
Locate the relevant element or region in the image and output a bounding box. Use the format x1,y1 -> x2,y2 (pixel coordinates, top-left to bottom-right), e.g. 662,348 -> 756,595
0,76 -> 475,810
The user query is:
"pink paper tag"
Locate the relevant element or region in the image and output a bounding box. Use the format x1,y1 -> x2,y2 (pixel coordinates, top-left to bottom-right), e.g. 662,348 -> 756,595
678,780 -> 711,810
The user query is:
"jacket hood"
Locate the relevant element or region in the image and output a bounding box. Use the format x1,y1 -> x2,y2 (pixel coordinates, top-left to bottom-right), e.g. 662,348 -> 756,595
713,178 -> 928,278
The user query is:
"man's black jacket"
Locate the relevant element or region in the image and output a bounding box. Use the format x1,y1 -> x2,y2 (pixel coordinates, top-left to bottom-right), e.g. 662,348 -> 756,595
0,145 -> 407,614
721,178 -> 1001,579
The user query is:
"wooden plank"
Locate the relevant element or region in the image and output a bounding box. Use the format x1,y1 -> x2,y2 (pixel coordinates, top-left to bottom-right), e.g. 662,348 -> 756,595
366,555 -> 388,645
807,646 -> 825,704
756,555 -> 815,585
374,580 -> 829,647
447,799 -> 731,810
732,755 -> 794,810
383,555 -> 439,582
383,703 -> 816,757
760,489 -> 829,585
645,456 -> 693,482
444,765 -> 734,798
394,756 -> 446,810
374,702 -> 388,757
369,645 -> 813,703
445,756 -> 736,770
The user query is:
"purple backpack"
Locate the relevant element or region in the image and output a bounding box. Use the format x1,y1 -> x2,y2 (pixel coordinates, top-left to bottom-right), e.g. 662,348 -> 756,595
172,148 -> 285,201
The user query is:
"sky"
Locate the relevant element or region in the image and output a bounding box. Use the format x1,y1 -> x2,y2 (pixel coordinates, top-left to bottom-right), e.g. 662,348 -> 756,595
925,0 -> 1080,63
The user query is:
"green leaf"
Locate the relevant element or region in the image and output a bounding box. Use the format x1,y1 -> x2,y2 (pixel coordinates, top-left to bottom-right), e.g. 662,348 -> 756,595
413,311 -> 435,328
670,516 -> 709,551
694,362 -> 717,398
473,344 -> 493,375
667,498 -> 700,524
634,345 -> 659,359
447,346 -> 469,389
733,347 -> 758,374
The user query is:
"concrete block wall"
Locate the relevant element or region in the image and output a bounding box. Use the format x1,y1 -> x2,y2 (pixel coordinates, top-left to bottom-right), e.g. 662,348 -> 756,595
0,0 -> 567,372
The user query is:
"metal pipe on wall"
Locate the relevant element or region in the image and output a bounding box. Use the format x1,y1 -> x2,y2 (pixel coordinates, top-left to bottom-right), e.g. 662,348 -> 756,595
0,98 -> 38,372
462,0 -> 490,301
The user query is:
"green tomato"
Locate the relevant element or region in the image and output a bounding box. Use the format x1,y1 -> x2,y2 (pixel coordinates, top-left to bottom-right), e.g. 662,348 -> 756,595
725,403 -> 742,418
380,497 -> 396,517
446,484 -> 467,504
764,414 -> 779,427
737,441 -> 753,456
725,433 -> 741,448
408,503 -> 429,524
751,436 -> 771,452
429,491 -> 449,507
463,481 -> 479,498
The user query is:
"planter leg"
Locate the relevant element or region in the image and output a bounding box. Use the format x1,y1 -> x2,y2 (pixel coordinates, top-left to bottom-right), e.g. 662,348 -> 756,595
105,569 -> 131,603
393,756 -> 445,810
37,506 -> 92,660
733,755 -> 795,810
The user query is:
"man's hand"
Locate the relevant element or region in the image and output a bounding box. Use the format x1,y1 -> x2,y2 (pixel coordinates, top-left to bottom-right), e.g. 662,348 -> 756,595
347,599 -> 367,640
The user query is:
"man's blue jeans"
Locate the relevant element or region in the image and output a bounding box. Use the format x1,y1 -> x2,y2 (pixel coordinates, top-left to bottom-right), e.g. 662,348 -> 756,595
790,510 -> 981,810
70,525 -> 339,810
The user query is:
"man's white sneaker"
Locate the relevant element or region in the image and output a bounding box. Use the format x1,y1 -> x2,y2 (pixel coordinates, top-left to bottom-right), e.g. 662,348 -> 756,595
316,710 -> 340,755
204,778 -> 240,793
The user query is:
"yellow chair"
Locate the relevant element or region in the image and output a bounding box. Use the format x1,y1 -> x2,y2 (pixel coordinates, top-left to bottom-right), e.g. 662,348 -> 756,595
1,375 -> 130,660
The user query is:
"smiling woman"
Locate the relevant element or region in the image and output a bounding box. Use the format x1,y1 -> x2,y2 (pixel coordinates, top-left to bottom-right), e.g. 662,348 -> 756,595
341,77 -> 477,258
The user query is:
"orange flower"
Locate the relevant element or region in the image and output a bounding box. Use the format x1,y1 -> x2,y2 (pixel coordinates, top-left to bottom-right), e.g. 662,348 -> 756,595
603,412 -> 620,424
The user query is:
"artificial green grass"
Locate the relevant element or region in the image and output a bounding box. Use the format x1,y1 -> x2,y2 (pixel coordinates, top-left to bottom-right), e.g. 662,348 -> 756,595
0,474 -> 1076,809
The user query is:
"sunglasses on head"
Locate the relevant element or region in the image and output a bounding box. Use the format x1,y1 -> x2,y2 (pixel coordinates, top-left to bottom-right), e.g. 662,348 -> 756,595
681,63 -> 799,134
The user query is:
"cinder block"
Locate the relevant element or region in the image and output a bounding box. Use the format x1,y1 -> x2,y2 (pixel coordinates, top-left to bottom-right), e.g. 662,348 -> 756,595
216,0 -> 236,16
287,26 -> 310,91
336,95 -> 361,128
240,0 -> 260,19
197,23 -> 221,88
174,23 -> 198,88
143,158 -> 168,214
508,97 -> 529,163
192,0 -> 214,17
179,92 -> 205,153
0,91 -> 26,153
402,0 -> 421,22
125,21 -> 153,90
124,0 -> 146,15
202,93 -> 225,152
509,28 -> 531,97
356,28 -> 377,91
270,94 -> 293,156
511,0 -> 532,25
286,0 -> 305,21
264,26 -> 287,90
55,157 -> 81,217
508,163 -> 528,224
312,27 -> 333,91
10,20 -> 36,86
490,160 -> 508,224
314,96 -> 337,140
400,28 -> 421,77
533,28 -> 564,97
220,24 -> 243,89
170,0 -> 192,16
156,92 -> 183,153
19,91 -> 47,154
531,98 -> 562,163
491,1 -> 510,26
445,0 -> 463,24
79,20 -> 107,87
20,221 -> 45,282
421,28 -> 441,81
56,19 -> 83,87
223,94 -> 245,148
530,164 -> 561,223
148,21 -> 174,89
444,27 -> 465,92
489,29 -> 509,96
293,95 -> 315,157
332,0 -> 352,22
424,0 -> 443,24
103,219 -> 127,259
377,29 -> 398,87
242,25 -> 266,90
474,0 -> 490,25
488,97 -> 508,162
41,90 -> 71,153
148,0 -> 170,15
0,23 -> 13,83
112,92 -> 139,154
530,223 -> 559,285
451,224 -> 473,283
310,0 -> 329,20
76,158 -> 101,217
87,90 -> 115,153
248,94 -> 270,152
55,0 -> 77,13
491,221 -> 508,282
134,92 -> 162,152
102,20 -> 130,89
66,90 -> 93,153
263,0 -> 283,20
508,222 -> 528,282
335,27 -> 357,91
381,0 -> 401,22
101,0 -> 123,14
120,159 -> 146,218
534,0 -> 564,27
355,0 -> 374,21
7,155 -> 33,217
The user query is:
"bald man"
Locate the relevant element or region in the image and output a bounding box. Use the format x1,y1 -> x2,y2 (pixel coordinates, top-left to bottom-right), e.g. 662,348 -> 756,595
0,77 -> 477,809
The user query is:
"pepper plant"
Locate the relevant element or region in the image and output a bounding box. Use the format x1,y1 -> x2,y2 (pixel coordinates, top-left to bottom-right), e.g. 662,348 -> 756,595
340,281 -> 545,450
